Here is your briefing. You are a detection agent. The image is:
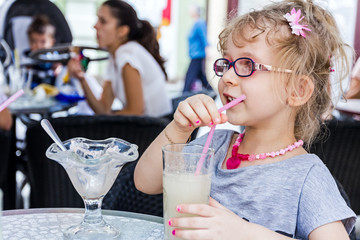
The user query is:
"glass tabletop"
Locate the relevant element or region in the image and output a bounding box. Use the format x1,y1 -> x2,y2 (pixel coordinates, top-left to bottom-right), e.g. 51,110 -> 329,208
8,95 -> 76,116
2,208 -> 164,240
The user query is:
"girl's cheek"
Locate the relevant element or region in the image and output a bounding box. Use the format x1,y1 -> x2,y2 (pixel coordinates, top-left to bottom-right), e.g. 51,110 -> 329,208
218,80 -> 225,92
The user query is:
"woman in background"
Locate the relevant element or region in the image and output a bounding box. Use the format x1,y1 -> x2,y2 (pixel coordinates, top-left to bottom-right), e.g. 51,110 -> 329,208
68,0 -> 172,117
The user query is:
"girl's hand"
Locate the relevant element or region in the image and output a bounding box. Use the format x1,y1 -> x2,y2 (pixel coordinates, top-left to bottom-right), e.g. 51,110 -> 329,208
67,58 -> 85,81
169,198 -> 250,240
173,94 -> 227,133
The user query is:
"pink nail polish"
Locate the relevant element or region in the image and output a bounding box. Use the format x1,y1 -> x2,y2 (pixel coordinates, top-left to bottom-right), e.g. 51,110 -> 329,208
209,122 -> 214,126
172,230 -> 176,236
176,206 -> 181,212
195,120 -> 200,124
189,123 -> 192,127
168,220 -> 172,226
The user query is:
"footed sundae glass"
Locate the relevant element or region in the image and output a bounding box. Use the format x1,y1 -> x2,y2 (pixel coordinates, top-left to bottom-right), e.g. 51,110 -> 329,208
46,137 -> 138,240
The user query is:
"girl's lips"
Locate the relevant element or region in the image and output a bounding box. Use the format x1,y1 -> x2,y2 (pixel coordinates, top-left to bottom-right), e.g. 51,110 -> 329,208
218,94 -> 246,113
223,93 -> 237,104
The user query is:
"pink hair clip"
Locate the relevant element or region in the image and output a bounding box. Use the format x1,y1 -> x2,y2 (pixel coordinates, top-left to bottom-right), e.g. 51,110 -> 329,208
284,8 -> 311,38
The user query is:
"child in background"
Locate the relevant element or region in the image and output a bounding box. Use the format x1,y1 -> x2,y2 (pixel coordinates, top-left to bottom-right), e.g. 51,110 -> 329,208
27,15 -> 101,115
134,0 -> 356,239
26,15 -> 61,87
27,15 -> 56,52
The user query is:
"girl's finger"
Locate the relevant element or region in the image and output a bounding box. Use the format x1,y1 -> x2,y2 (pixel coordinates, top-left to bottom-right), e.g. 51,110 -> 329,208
219,113 -> 228,124
209,197 -> 227,210
187,95 -> 219,126
198,94 -> 221,125
177,101 -> 202,127
188,100 -> 211,126
170,216 -> 211,229
172,228 -> 211,240
173,110 -> 195,129
177,203 -> 214,217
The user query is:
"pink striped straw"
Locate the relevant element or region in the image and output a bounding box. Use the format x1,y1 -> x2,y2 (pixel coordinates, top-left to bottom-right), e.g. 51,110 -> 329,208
195,94 -> 246,175
0,89 -> 24,112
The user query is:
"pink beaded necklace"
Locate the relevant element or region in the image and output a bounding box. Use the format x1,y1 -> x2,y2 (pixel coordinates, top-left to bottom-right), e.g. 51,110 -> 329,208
226,131 -> 304,169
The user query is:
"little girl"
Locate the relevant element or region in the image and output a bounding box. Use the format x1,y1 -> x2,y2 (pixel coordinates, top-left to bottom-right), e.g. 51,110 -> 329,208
134,0 -> 356,239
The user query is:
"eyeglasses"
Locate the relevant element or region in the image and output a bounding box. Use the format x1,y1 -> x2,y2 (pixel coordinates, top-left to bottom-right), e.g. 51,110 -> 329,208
213,57 -> 292,77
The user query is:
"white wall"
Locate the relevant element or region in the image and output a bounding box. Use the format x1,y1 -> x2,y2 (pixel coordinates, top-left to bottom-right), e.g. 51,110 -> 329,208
64,0 -> 102,78
206,0 -> 228,93
157,0 -> 180,81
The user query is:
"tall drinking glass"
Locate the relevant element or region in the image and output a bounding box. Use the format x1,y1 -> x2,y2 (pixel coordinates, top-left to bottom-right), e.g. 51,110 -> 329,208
46,137 -> 138,240
162,143 -> 214,240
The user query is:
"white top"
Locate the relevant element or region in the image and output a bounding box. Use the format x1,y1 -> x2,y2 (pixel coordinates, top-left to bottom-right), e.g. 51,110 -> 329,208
104,41 -> 172,117
0,88 -> 7,102
55,67 -> 103,115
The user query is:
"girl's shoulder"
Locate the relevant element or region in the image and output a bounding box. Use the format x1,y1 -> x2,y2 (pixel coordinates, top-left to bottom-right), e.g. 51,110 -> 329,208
282,153 -> 323,166
257,153 -> 327,176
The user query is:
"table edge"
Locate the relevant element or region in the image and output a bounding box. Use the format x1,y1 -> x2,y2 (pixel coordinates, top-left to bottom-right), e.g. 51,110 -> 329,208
2,208 -> 163,224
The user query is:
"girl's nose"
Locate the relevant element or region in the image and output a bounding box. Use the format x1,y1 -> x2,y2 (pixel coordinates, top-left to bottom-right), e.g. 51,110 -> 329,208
221,68 -> 239,86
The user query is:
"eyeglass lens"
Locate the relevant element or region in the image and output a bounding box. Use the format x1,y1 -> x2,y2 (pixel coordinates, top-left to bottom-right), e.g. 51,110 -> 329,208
214,58 -> 254,77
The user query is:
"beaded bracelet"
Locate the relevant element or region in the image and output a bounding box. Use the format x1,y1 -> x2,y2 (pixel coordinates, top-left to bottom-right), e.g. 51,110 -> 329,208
164,129 -> 191,144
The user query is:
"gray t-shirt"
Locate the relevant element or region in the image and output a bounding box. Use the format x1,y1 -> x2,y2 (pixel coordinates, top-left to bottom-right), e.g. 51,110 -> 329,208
192,129 -> 356,239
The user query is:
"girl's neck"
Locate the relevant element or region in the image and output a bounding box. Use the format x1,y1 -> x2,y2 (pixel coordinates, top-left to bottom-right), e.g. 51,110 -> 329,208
239,127 -> 297,154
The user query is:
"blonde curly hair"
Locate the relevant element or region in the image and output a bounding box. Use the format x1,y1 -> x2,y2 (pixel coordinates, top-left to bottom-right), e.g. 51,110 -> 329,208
218,0 -> 352,147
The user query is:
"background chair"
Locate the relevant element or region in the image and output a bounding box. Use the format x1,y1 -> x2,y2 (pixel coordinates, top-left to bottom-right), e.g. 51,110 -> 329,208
0,129 -> 12,186
0,129 -> 14,209
309,117 -> 360,215
24,115 -> 170,216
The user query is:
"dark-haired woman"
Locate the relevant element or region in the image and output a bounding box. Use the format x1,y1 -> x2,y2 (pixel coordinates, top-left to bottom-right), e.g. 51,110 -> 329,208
68,0 -> 172,117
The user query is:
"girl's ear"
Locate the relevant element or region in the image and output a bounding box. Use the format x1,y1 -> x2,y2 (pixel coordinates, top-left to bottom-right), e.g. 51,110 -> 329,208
288,75 -> 314,107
